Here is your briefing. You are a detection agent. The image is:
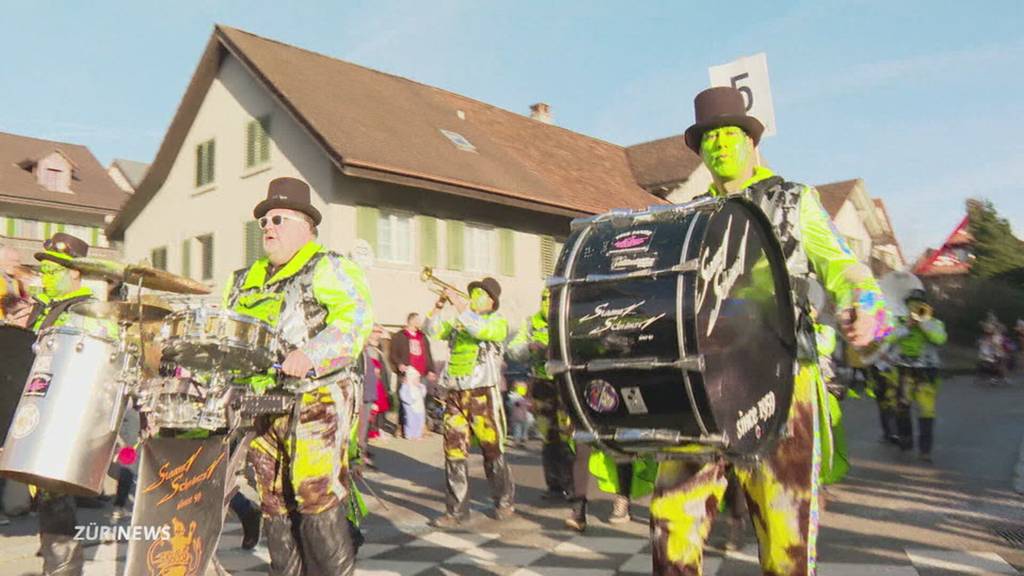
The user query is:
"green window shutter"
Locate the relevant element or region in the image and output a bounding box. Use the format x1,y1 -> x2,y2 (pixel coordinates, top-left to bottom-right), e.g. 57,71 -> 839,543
198,234 -> 214,280
498,228 -> 514,276
195,143 -> 204,187
447,220 -> 464,271
540,235 -> 555,277
151,247 -> 167,271
244,220 -> 265,266
259,116 -> 271,164
90,227 -> 98,245
419,216 -> 437,267
356,206 -> 379,254
181,239 -> 191,278
43,222 -> 52,238
57,223 -> 65,233
6,218 -> 14,237
245,121 -> 257,168
206,140 -> 215,184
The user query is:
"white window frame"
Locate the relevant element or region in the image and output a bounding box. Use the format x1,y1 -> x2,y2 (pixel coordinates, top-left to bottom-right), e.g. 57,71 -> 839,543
377,210 -> 414,264
465,223 -> 495,273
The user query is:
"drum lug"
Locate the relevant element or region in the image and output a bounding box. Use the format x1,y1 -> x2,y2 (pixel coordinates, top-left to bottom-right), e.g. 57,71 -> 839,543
545,360 -> 568,376
75,340 -> 85,353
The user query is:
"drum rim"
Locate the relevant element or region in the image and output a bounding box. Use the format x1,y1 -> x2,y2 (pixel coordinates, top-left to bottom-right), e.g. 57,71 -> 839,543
38,324 -> 119,344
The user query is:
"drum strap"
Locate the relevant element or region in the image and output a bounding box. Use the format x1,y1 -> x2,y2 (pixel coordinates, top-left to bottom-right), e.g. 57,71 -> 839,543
29,295 -> 92,332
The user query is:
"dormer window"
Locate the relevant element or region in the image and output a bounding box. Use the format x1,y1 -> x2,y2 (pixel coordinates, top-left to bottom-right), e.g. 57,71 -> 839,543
42,168 -> 66,192
22,150 -> 75,193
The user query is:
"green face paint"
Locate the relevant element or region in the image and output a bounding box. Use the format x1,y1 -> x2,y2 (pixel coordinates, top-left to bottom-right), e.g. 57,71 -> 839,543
39,262 -> 72,298
470,287 -> 492,312
700,126 -> 753,182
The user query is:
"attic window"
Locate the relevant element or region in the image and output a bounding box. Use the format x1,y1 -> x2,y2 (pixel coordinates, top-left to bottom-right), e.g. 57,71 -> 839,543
439,129 -> 476,153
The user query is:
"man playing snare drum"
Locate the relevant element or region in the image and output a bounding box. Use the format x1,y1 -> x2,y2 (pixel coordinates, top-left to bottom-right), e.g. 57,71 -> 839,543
27,233 -> 107,576
648,88 -> 892,575
222,177 -> 372,576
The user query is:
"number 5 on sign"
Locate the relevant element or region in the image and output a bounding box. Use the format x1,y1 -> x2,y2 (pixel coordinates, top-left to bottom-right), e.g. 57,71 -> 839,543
709,52 -> 777,138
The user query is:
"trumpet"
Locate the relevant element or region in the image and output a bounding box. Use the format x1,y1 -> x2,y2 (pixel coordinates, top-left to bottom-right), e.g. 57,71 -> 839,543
420,266 -> 467,304
910,302 -> 933,322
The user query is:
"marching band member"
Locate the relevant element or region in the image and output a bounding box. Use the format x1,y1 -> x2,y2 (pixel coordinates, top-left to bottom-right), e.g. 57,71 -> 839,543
222,177 -> 372,576
648,87 -> 891,575
889,289 -> 947,462
507,288 -> 573,499
27,233 -> 101,576
426,276 -> 515,528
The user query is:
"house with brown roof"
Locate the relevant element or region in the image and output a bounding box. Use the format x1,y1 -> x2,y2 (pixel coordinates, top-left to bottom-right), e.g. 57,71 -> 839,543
108,159 -> 150,193
106,25 -> 668,326
624,135 -> 710,202
0,131 -> 128,267
815,178 -> 905,275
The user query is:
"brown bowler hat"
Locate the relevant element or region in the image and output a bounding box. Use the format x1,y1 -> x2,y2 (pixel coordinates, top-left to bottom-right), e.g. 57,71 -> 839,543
253,177 -> 322,225
467,277 -> 502,311
35,232 -> 89,266
684,87 -> 765,153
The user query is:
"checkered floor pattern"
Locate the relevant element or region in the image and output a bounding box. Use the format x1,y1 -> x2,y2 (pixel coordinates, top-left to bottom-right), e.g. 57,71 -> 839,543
205,523 -> 1020,576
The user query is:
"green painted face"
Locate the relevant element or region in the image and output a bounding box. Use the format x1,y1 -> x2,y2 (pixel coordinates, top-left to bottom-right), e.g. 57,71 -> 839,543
700,126 -> 754,181
39,261 -> 72,298
470,287 -> 493,312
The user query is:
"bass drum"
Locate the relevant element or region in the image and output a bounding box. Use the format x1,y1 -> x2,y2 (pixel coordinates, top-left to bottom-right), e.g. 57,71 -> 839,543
0,326 -> 36,446
549,197 -> 796,457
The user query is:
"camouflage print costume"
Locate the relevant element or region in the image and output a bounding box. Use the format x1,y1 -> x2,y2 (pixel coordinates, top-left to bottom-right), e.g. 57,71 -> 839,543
28,234 -> 120,576
650,169 -> 890,575
508,299 -> 574,496
225,241 -> 372,576
889,313 -> 947,457
428,306 -> 513,520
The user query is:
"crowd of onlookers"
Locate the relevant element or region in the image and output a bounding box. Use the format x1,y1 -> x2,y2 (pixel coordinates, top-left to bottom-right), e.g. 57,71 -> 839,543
977,311 -> 1024,385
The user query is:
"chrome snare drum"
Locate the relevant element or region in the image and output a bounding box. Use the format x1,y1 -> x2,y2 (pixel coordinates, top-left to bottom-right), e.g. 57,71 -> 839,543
0,326 -> 129,495
136,375 -> 242,432
161,304 -> 277,373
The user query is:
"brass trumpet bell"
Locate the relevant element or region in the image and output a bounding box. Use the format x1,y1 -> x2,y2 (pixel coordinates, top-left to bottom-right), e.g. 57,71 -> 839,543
420,266 -> 467,300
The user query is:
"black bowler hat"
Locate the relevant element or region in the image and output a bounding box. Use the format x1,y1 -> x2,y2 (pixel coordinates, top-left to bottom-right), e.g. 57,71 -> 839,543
35,232 -> 89,266
467,277 -> 502,311
684,87 -> 765,153
253,177 -> 322,225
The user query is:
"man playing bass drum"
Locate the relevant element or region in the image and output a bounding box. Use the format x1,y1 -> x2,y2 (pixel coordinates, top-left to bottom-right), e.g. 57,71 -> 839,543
648,87 -> 892,575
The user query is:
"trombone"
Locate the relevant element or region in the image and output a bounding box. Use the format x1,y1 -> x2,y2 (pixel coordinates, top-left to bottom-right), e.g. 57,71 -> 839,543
420,266 -> 467,304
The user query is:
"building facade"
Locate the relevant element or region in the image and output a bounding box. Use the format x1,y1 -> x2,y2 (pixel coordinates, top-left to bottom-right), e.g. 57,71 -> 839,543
107,26 -> 664,329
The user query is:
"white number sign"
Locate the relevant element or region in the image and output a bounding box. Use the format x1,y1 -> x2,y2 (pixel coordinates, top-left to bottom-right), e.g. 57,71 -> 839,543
709,53 -> 777,137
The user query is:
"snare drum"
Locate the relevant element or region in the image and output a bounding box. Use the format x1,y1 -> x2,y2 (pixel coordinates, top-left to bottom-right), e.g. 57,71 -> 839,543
0,326 -> 129,495
161,304 -> 277,373
549,197 -> 796,457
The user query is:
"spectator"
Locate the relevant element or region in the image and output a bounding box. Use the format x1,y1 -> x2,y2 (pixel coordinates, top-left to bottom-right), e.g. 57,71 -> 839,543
389,313 -> 436,437
506,381 -> 534,446
359,325 -> 390,466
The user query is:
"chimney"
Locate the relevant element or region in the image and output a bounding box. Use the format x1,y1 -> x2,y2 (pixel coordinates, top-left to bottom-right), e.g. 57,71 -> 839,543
529,102 -> 552,124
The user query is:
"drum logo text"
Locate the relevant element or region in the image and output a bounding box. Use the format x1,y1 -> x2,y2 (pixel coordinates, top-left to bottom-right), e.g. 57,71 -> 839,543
579,301 -> 665,336
736,391 -> 776,442
146,516 -> 203,576
696,217 -> 750,337
610,254 -> 657,271
608,229 -> 654,254
143,447 -> 227,507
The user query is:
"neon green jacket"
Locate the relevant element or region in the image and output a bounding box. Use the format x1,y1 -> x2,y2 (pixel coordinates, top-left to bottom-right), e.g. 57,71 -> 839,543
890,316 -> 947,366
30,287 -> 117,338
507,311 -> 550,380
223,241 -> 374,382
427,308 -> 507,378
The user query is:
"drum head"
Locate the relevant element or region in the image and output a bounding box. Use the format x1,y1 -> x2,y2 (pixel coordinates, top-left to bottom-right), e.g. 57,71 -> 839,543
694,200 -> 795,455
0,326 -> 36,445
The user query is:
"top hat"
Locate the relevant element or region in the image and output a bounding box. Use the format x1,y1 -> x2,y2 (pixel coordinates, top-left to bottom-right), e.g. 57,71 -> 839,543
467,277 -> 502,311
684,87 -> 765,153
35,232 -> 89,266
253,177 -> 322,225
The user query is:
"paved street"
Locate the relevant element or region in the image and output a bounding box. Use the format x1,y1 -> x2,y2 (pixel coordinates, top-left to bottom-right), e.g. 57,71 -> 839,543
3,374 -> 1024,575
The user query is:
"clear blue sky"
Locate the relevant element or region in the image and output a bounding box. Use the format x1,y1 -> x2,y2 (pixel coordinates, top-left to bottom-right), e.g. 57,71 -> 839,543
2,0 -> 1021,261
